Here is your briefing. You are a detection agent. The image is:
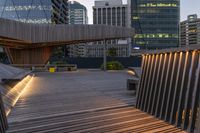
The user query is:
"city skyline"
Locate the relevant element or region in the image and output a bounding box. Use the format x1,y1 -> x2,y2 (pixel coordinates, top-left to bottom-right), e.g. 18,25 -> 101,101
0,1 -> 200,133
72,0 -> 200,24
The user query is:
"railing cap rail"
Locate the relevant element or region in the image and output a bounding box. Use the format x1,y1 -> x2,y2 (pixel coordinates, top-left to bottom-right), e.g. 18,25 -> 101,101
132,44 -> 200,56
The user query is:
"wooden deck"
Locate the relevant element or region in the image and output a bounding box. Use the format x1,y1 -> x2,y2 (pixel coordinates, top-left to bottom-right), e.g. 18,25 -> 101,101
8,107 -> 185,133
7,71 -> 185,133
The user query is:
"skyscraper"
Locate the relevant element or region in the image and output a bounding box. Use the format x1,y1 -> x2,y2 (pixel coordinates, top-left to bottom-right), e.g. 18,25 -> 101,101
67,1 -> 88,57
89,0 -> 131,57
131,0 -> 180,49
69,1 -> 88,24
0,0 -> 68,24
181,14 -> 200,46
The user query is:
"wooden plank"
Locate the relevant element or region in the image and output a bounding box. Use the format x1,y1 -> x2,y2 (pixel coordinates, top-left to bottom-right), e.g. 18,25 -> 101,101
155,53 -> 168,117
176,51 -> 191,127
140,55 -> 152,110
182,51 -> 199,130
147,54 -> 159,113
136,56 -> 146,107
137,55 -> 150,109
6,71 -> 184,133
136,49 -> 200,132
143,55 -> 155,111
136,55 -> 148,108
151,54 -> 163,115
170,52 -> 185,124
188,53 -> 200,132
164,52 -> 179,121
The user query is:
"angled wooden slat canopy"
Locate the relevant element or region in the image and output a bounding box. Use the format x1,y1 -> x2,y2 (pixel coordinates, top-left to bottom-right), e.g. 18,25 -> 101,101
0,18 -> 134,64
0,18 -> 134,49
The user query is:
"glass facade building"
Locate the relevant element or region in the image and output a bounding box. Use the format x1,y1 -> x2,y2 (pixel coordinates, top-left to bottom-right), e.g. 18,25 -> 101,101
68,1 -> 88,24
0,0 -> 69,61
67,1 -> 88,57
131,0 -> 180,49
0,0 -> 68,24
180,14 -> 200,46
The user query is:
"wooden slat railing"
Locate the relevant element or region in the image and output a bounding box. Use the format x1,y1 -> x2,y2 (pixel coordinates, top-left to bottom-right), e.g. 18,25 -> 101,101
136,48 -> 200,133
0,92 -> 8,133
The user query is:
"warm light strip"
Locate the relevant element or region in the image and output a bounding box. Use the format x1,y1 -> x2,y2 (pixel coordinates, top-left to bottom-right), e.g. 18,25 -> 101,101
6,75 -> 34,116
6,76 -> 30,99
127,70 -> 136,76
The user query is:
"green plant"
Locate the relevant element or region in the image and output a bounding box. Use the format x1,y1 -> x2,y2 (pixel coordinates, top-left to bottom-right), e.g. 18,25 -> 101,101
51,60 -> 67,65
107,47 -> 117,57
101,61 -> 124,70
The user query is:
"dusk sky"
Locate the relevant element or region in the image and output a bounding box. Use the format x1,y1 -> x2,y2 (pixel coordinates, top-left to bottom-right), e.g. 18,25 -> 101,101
71,0 -> 200,24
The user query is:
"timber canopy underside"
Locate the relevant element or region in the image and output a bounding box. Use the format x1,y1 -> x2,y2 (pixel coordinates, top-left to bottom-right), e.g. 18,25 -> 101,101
0,18 -> 134,64
0,18 -> 135,49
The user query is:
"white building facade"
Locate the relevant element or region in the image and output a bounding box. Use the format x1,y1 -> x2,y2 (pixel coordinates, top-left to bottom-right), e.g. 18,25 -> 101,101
87,0 -> 132,57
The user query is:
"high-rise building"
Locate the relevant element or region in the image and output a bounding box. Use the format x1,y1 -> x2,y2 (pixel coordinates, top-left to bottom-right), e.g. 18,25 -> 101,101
0,0 -> 68,24
89,0 -> 131,57
131,0 -> 180,49
67,44 -> 87,57
181,14 -> 200,46
67,1 -> 88,57
69,1 -> 88,24
0,0 -> 69,60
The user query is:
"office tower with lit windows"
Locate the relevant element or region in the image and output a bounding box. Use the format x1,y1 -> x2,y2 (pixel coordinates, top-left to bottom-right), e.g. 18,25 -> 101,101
0,0 -> 68,24
131,0 -> 180,49
89,0 -> 131,57
181,14 -> 200,46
